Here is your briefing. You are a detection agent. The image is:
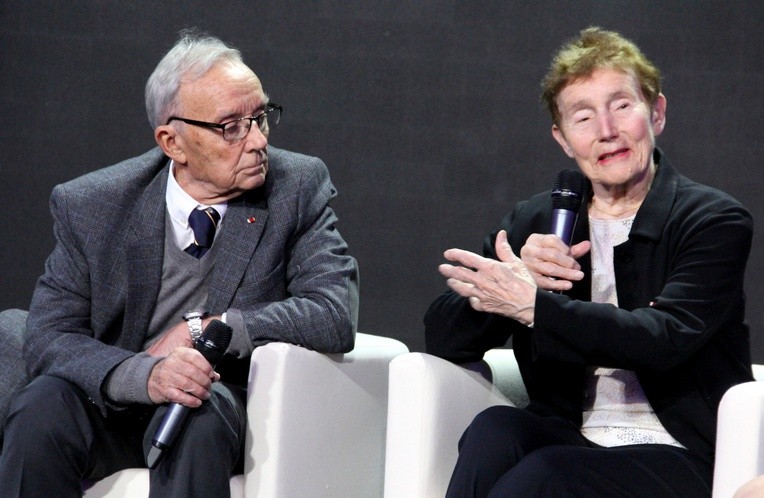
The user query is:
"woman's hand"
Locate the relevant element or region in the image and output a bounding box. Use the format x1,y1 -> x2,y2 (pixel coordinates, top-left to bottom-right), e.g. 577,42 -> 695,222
520,233 -> 590,292
438,230 -> 536,326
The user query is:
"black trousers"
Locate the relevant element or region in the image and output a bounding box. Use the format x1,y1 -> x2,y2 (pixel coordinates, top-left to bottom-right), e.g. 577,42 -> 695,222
0,375 -> 247,498
446,405 -> 713,498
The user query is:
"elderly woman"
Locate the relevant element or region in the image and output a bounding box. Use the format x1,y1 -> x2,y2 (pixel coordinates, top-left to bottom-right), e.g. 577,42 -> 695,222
425,27 -> 753,497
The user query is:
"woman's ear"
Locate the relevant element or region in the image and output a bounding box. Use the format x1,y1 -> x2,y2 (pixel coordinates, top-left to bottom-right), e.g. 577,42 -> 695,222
652,93 -> 667,137
552,124 -> 574,158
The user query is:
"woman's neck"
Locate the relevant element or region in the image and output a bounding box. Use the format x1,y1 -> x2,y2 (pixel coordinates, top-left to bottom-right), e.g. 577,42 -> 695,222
588,164 -> 656,220
589,197 -> 641,220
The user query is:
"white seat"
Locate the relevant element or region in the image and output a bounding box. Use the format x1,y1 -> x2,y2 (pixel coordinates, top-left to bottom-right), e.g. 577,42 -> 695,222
84,332 -> 408,497
384,349 -> 764,498
85,469 -> 246,496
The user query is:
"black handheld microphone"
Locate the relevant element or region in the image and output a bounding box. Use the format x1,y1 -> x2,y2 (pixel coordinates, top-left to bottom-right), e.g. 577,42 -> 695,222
550,169 -> 586,245
147,319 -> 232,469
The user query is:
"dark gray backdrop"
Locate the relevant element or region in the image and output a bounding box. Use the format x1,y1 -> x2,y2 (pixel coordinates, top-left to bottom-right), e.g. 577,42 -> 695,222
2,1 -> 762,359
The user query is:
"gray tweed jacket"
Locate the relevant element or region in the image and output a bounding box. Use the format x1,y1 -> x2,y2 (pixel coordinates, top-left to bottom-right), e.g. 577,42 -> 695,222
25,146 -> 358,414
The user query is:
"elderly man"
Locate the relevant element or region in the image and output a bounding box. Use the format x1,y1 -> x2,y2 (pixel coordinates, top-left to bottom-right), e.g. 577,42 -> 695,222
0,32 -> 358,497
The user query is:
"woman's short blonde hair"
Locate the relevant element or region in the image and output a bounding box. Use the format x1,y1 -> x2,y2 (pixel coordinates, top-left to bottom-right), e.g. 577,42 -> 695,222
541,27 -> 662,125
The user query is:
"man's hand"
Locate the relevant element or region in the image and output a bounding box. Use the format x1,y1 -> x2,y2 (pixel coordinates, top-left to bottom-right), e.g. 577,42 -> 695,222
146,321 -> 194,357
147,347 -> 220,407
520,233 -> 590,292
438,230 -> 536,326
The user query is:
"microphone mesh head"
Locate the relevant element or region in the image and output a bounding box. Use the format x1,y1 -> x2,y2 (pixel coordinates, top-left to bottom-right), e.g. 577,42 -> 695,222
195,319 -> 233,366
551,169 -> 585,212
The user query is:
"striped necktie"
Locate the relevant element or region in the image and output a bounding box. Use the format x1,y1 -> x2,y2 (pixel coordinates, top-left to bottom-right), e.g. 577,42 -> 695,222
185,207 -> 220,258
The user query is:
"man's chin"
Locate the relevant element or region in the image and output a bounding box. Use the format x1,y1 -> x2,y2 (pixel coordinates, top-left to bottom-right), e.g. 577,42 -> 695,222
244,169 -> 267,189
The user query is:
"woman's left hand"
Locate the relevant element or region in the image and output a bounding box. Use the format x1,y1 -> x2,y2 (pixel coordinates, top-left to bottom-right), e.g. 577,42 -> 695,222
520,233 -> 590,292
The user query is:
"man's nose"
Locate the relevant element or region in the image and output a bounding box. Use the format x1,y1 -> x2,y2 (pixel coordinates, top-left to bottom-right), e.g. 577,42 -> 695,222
245,123 -> 268,150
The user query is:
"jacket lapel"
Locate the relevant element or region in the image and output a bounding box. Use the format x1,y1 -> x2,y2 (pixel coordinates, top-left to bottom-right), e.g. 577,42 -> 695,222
207,191 -> 269,312
629,148 -> 677,242
122,167 -> 169,349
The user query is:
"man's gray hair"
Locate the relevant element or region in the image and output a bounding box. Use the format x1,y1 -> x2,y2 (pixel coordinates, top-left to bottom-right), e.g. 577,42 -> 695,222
145,31 -> 244,129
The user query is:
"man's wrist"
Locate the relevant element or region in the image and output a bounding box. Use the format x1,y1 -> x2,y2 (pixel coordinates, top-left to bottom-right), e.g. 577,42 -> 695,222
182,310 -> 210,342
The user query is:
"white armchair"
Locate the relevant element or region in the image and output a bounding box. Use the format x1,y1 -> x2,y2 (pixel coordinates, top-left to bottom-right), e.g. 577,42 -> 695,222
85,332 -> 408,497
384,349 -> 764,498
383,349 -> 525,498
712,365 -> 764,498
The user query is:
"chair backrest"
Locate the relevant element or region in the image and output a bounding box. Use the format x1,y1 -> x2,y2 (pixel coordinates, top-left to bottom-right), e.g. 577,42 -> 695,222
753,364 -> 764,381
482,349 -> 529,408
0,308 -> 30,440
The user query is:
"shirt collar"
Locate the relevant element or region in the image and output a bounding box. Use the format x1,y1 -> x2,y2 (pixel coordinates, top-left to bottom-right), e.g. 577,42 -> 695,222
166,161 -> 228,224
166,161 -> 228,247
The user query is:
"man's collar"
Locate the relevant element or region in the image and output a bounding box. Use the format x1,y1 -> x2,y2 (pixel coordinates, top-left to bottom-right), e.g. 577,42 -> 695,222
166,160 -> 228,226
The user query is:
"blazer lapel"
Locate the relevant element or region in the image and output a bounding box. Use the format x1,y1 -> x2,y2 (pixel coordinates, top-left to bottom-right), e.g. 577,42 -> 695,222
207,192 -> 269,312
122,167 -> 168,349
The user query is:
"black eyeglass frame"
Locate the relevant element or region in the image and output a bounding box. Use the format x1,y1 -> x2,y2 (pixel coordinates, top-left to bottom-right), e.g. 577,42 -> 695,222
166,102 -> 282,142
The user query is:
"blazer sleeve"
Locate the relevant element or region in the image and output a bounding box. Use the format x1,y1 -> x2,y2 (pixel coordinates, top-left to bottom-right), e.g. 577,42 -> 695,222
237,155 -> 358,354
25,184 -> 135,412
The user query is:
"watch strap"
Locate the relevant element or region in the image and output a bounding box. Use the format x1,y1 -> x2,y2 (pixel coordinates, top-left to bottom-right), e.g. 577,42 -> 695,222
187,317 -> 204,342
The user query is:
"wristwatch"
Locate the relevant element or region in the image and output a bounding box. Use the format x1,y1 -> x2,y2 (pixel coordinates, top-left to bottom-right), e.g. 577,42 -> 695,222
182,310 -> 210,342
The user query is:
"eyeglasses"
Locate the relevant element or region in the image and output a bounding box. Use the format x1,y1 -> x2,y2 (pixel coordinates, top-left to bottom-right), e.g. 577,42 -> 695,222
167,103 -> 282,142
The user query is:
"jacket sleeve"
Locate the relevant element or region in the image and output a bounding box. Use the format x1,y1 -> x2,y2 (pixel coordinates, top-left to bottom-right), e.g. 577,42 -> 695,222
235,155 -> 358,354
25,185 -> 135,412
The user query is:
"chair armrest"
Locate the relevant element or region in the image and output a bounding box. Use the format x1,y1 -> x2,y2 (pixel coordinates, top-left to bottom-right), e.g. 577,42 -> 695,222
384,352 -> 520,498
84,333 -> 406,498
244,332 -> 408,498
713,381 -> 764,498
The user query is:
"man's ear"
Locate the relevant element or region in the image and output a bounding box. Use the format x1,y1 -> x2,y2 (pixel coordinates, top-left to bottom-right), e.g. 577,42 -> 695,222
552,124 -> 574,158
155,125 -> 186,164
